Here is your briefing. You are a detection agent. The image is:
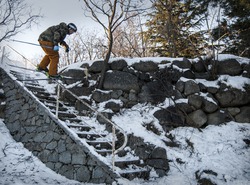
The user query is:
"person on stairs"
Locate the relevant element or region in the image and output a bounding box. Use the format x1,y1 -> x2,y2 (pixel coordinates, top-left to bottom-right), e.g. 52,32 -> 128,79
37,22 -> 77,78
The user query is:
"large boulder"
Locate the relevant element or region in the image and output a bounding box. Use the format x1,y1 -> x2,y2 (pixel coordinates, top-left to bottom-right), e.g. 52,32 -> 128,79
215,88 -> 250,107
217,59 -> 242,75
61,68 -> 86,79
103,71 -> 139,92
153,106 -> 185,131
132,61 -> 158,72
172,58 -> 192,69
138,81 -> 172,104
110,59 -> 128,70
192,60 -> 207,73
89,60 -> 107,73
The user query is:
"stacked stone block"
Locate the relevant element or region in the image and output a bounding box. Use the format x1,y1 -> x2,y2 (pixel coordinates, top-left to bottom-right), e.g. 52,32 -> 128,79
0,69 -> 117,184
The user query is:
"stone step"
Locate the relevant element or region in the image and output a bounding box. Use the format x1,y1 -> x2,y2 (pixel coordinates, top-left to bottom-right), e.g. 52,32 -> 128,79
76,131 -> 108,140
10,71 -> 30,79
86,140 -> 113,150
10,70 -> 153,181
51,111 -> 77,119
24,82 -> 40,86
114,158 -> 142,169
118,166 -> 150,180
32,91 -> 52,97
25,84 -> 46,92
60,117 -> 82,123
46,104 -> 68,112
38,98 -> 64,107
95,149 -> 113,156
36,94 -> 57,101
66,123 -> 93,132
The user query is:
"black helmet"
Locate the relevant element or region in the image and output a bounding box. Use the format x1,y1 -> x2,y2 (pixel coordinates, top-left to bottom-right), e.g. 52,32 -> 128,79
68,23 -> 77,32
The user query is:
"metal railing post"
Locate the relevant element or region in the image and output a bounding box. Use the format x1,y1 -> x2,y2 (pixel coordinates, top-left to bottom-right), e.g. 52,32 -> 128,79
112,125 -> 116,171
53,81 -> 128,170
1,46 -> 5,64
56,84 -> 60,118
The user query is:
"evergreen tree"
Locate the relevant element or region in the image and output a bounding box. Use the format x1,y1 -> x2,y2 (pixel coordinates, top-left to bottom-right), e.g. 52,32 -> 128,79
210,0 -> 250,57
145,0 -> 208,57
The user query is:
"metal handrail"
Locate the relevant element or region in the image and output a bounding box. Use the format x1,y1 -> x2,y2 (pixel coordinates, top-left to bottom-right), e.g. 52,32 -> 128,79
54,81 -> 128,160
5,45 -> 128,169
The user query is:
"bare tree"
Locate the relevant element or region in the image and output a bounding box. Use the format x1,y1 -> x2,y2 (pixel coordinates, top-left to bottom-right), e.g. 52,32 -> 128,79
81,0 -> 148,88
76,29 -> 107,61
112,14 -> 151,57
0,0 -> 41,43
60,28 -> 107,67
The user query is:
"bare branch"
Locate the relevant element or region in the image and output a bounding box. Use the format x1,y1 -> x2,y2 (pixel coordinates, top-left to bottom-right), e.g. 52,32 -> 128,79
80,0 -> 150,88
0,0 -> 41,43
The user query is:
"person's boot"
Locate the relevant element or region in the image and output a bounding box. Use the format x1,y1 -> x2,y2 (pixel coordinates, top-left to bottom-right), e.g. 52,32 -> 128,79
36,65 -> 49,73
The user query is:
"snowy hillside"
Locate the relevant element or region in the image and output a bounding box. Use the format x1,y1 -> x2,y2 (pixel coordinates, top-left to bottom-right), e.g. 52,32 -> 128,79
0,55 -> 250,185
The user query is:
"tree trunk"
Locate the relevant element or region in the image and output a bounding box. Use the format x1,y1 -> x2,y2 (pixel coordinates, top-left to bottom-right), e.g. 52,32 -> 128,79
98,29 -> 113,89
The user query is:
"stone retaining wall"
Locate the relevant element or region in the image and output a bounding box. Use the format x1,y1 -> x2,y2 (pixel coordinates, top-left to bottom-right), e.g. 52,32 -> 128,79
0,68 -> 117,184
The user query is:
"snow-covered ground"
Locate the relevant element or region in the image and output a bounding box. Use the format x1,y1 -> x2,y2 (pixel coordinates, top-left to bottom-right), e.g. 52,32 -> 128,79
0,54 -> 250,185
1,119 -> 249,185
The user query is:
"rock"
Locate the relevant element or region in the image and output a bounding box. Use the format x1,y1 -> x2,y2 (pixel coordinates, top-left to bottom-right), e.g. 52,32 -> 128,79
110,59 -> 128,70
192,60 -> 207,73
103,71 -> 139,92
215,88 -> 250,107
172,58 -> 191,69
207,110 -> 232,125
92,90 -> 111,103
227,107 -> 241,116
187,109 -> 207,127
217,59 -> 242,75
194,72 -> 210,79
75,98 -> 92,113
110,90 -> 123,99
105,101 -> 121,112
202,96 -> 218,113
138,81 -> 171,104
89,60 -> 107,73
153,106 -> 185,131
132,61 -> 158,72
147,158 -> 169,171
150,147 -> 167,159
174,89 -> 184,100
176,80 -> 185,93
184,80 -> 200,96
207,86 -> 219,94
235,106 -> 250,123
0,92 -> 5,99
61,68 -> 86,79
128,89 -> 137,102
188,95 -> 203,109
182,70 -> 195,79
176,102 -> 194,114
242,63 -> 250,78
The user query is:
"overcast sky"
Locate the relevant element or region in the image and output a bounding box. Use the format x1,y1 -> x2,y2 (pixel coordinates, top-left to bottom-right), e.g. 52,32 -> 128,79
4,0 -> 152,61
4,0 -> 101,60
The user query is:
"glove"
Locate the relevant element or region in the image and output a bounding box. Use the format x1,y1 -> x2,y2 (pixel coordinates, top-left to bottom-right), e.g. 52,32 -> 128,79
53,45 -> 59,51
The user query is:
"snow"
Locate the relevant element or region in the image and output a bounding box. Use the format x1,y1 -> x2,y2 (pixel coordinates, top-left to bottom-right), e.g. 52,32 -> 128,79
180,75 -> 250,91
0,54 -> 250,185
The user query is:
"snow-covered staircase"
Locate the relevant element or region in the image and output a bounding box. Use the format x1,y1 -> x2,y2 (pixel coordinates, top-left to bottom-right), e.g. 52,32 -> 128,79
9,69 -> 151,180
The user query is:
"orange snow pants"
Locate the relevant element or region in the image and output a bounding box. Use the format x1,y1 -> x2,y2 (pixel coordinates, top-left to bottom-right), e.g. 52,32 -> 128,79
38,40 -> 59,75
